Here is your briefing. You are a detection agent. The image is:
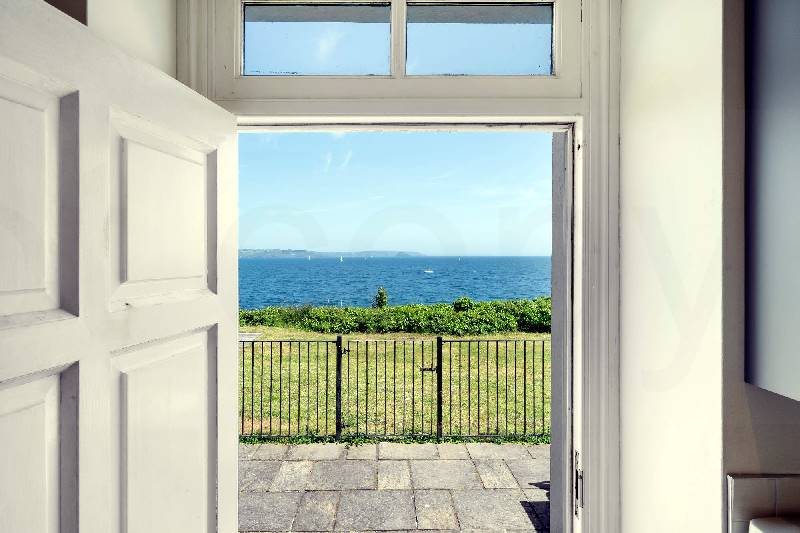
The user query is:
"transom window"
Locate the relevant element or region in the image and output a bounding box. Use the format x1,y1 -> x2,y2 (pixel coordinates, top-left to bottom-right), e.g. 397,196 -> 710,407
241,1 -> 555,77
243,3 -> 393,75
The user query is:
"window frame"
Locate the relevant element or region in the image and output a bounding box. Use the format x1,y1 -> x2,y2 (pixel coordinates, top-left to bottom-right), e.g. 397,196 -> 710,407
209,0 -> 581,101
177,0 -> 621,531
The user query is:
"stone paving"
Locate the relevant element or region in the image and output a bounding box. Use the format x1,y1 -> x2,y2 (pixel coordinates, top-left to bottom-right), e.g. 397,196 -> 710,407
239,442 -> 550,532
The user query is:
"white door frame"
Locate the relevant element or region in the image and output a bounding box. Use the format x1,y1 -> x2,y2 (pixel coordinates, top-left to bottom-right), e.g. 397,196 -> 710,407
238,118 -> 583,533
221,40 -> 623,522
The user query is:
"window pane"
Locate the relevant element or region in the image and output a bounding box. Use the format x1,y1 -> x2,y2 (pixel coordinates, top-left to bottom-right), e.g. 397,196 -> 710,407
243,4 -> 391,76
406,3 -> 553,76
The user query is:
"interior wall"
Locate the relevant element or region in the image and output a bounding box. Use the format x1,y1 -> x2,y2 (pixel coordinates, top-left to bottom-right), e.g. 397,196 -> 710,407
620,0 -> 724,531
87,0 -> 177,77
723,0 -> 800,480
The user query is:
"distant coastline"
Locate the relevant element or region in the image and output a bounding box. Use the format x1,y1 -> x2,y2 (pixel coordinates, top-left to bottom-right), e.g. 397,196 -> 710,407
239,248 -> 425,259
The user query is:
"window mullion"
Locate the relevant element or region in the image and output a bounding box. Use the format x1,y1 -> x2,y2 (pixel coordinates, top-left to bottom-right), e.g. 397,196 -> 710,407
391,0 -> 407,77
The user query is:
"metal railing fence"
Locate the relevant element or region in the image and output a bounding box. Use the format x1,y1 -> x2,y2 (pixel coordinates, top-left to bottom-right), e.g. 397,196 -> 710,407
240,336 -> 550,439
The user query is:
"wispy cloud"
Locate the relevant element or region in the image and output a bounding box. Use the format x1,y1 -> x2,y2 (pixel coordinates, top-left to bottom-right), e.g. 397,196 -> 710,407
470,186 -> 507,198
323,152 -> 333,174
469,185 -> 545,201
427,170 -> 457,182
339,150 -> 353,170
317,31 -> 343,61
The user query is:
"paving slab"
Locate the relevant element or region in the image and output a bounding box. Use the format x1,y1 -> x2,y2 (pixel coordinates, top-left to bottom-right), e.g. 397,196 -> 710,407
239,460 -> 281,492
523,486 -> 550,530
239,443 -> 260,461
308,460 -> 376,490
410,459 -> 482,490
294,491 -> 340,531
286,443 -> 346,460
239,491 -> 301,532
346,443 -> 377,460
437,443 -> 470,459
378,442 -> 438,460
378,460 -> 411,489
237,443 -> 550,532
270,460 -> 313,491
451,489 -> 535,530
466,443 -> 531,461
475,460 -> 519,489
520,499 -> 549,532
523,484 -> 550,502
253,443 -> 288,460
414,490 -> 460,530
385,530 -> 459,533
525,444 -> 550,461
506,460 -> 549,489
335,490 -> 416,531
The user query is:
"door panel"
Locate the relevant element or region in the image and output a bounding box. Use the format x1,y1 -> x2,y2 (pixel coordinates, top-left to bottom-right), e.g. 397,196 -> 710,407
0,2 -> 237,533
0,69 -> 76,319
0,373 -> 62,533
113,331 -> 215,533
108,110 -> 219,309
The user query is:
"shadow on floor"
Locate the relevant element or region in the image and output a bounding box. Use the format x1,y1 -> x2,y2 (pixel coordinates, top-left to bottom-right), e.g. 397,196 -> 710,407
521,480 -> 550,531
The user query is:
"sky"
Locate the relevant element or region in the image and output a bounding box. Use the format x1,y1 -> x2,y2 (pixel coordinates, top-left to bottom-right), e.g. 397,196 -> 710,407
243,5 -> 552,76
239,131 -> 553,257
238,9 -> 554,256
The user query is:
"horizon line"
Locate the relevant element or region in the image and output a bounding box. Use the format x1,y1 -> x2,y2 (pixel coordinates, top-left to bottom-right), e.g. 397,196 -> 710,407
238,251 -> 552,257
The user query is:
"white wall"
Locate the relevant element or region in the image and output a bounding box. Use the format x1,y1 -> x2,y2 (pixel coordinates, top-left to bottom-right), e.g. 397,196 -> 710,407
620,1 -> 724,531
87,0 -> 177,77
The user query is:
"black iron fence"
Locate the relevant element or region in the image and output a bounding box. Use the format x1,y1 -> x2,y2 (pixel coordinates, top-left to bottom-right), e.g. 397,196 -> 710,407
240,336 -> 550,439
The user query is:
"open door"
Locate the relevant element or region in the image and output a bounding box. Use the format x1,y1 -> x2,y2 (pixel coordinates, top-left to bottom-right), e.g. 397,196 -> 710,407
549,130 -> 575,533
0,2 -> 237,532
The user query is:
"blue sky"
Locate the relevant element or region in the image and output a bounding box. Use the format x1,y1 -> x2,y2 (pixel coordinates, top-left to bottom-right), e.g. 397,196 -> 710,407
243,5 -> 552,76
239,131 -> 553,256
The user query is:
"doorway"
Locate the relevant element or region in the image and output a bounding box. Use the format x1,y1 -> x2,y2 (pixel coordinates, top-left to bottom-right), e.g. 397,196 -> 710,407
236,125 -> 574,532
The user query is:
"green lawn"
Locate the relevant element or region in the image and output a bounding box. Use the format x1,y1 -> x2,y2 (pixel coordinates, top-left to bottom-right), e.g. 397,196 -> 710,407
238,326 -> 551,440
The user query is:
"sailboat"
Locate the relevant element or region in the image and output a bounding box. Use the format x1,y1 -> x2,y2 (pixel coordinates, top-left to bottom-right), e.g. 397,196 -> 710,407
339,256 -> 343,263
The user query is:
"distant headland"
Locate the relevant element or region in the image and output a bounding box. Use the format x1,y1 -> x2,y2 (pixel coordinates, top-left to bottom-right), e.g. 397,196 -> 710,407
239,249 -> 426,259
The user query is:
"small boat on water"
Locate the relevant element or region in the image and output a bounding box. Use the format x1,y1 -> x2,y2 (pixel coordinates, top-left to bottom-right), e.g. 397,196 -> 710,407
423,269 -> 434,274
339,256 -> 343,262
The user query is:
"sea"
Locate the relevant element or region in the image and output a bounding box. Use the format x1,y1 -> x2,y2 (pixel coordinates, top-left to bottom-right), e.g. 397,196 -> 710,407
239,256 -> 551,309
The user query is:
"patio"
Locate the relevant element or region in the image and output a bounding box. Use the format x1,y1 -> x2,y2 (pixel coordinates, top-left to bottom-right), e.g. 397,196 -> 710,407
239,442 -> 550,532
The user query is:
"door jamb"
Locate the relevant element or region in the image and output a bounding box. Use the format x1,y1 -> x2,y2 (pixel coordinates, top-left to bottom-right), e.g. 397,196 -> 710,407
236,120 -> 579,532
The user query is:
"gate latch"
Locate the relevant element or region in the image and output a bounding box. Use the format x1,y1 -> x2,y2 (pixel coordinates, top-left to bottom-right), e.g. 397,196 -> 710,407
419,366 -> 437,372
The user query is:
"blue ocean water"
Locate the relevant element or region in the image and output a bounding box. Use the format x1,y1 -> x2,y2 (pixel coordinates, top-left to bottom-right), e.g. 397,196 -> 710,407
239,256 -> 551,309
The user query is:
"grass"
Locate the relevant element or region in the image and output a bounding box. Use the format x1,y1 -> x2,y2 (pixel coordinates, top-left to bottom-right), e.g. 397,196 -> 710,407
238,326 -> 551,442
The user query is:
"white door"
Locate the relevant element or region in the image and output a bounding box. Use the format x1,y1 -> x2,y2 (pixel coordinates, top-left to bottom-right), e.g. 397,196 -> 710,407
0,2 -> 238,533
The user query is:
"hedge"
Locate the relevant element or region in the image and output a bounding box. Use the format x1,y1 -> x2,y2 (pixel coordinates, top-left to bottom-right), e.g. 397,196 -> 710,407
239,297 -> 551,335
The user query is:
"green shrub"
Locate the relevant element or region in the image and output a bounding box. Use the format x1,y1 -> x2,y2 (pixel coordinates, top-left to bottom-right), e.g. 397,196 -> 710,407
452,296 -> 475,312
373,287 -> 388,309
239,297 -> 551,335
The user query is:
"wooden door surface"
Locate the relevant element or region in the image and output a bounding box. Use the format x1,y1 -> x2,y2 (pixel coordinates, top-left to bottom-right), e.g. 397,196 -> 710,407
0,2 -> 238,532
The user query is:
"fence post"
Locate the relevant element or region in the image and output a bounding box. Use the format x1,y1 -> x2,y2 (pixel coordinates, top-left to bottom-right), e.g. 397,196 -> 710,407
436,336 -> 443,442
335,335 -> 343,440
